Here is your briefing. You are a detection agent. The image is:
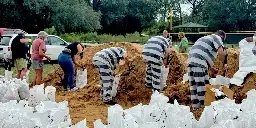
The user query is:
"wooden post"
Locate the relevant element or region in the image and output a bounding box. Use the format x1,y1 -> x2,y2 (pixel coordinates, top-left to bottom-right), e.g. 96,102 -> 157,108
170,8 -> 173,32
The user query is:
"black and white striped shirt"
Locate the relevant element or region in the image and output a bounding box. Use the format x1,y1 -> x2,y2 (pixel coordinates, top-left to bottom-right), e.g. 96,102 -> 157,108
143,36 -> 170,63
188,34 -> 224,69
93,47 -> 126,69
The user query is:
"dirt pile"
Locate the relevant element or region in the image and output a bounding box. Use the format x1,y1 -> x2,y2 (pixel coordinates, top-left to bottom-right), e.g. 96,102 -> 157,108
167,50 -> 188,84
230,73 -> 256,104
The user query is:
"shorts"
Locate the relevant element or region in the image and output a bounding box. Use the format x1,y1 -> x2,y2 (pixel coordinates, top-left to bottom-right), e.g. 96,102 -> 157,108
32,60 -> 44,69
14,58 -> 27,71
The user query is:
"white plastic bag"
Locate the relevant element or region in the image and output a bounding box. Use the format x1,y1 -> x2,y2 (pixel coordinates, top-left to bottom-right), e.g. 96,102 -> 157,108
182,73 -> 189,84
108,104 -> 124,128
45,86 -> 56,102
94,119 -> 107,128
18,80 -> 30,100
160,66 -> 169,90
111,75 -> 120,97
76,69 -> 87,89
28,84 -> 46,107
71,119 -> 88,128
4,70 -> 13,80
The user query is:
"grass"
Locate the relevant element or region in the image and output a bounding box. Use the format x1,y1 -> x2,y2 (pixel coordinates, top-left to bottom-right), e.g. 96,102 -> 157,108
0,64 -> 58,84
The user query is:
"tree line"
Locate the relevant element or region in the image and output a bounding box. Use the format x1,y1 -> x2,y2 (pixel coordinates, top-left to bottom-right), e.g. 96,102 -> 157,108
0,0 -> 255,35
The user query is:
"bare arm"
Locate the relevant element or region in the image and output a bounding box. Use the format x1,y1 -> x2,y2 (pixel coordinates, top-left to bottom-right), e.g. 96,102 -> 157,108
20,39 -> 29,44
218,46 -> 225,63
163,47 -> 171,67
72,44 -> 84,67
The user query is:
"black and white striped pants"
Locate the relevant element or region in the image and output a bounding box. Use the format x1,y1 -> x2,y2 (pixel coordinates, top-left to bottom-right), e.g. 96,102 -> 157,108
188,66 -> 209,108
93,60 -> 113,102
145,61 -> 162,90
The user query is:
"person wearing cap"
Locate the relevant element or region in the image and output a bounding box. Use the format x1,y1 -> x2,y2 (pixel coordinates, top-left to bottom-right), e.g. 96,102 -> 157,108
93,47 -> 132,105
188,30 -> 226,109
178,32 -> 189,53
11,33 -> 30,79
31,31 -> 51,86
58,42 -> 85,92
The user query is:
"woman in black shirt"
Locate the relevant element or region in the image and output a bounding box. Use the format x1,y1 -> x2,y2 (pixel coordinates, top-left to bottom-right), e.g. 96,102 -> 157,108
58,42 -> 84,91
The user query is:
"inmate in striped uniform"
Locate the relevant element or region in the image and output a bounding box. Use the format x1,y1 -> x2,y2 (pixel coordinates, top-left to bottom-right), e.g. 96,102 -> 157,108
92,47 -> 126,102
188,34 -> 224,108
143,36 -> 170,91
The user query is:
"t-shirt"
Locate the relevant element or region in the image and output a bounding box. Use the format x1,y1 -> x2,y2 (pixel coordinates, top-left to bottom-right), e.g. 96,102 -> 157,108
93,47 -> 126,70
188,34 -> 224,69
66,42 -> 80,57
178,37 -> 188,53
11,36 -> 27,60
31,38 -> 46,61
143,36 -> 170,64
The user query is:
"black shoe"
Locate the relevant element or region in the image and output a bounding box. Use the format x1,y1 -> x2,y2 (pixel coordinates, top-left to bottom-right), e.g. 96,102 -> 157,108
104,100 -> 117,105
145,84 -> 152,88
153,88 -> 160,92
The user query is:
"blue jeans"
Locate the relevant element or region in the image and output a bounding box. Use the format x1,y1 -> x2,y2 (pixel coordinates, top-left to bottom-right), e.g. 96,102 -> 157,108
58,53 -> 74,90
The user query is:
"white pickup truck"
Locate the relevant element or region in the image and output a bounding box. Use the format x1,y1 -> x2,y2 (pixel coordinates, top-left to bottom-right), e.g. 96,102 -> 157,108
0,34 -> 69,63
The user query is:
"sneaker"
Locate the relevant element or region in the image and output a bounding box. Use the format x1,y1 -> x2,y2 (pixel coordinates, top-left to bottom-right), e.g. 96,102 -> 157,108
104,100 -> 117,105
68,87 -> 79,92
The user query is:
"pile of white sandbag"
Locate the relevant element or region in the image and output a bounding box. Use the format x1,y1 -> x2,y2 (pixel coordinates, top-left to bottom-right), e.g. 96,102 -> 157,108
0,100 -> 88,128
94,90 -> 256,128
0,77 -> 30,103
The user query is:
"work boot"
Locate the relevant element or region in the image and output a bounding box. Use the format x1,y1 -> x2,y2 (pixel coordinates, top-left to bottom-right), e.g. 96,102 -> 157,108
145,84 -> 152,88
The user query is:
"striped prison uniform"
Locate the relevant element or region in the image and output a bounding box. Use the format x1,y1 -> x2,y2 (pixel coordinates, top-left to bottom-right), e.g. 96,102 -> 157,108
188,34 -> 224,108
143,36 -> 170,91
92,47 -> 126,102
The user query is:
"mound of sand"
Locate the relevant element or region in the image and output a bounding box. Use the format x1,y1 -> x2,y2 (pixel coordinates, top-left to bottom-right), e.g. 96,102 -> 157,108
42,43 -> 251,127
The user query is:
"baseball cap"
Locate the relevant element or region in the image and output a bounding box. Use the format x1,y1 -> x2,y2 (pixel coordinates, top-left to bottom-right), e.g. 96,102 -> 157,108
18,33 -> 25,39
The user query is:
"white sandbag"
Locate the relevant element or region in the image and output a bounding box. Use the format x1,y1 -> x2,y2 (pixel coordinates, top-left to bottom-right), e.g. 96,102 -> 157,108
230,39 -> 256,86
149,91 -> 169,106
45,86 -> 56,102
123,113 -> 139,128
28,84 -> 46,107
94,119 -> 107,128
18,80 -> 30,100
138,122 -> 159,128
4,85 -> 20,102
108,104 -> 124,128
182,73 -> 189,84
230,71 -> 250,86
71,119 -> 87,128
111,75 -> 120,97
76,69 -> 87,89
160,66 -> 169,90
124,103 -> 143,124
4,70 -> 13,80
209,75 -> 230,87
197,106 -> 215,128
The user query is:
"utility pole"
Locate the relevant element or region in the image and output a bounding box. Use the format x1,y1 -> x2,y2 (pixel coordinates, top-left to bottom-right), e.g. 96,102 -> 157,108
170,8 -> 173,32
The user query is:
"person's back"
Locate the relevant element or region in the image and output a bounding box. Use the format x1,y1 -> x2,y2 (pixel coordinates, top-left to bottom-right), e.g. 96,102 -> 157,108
188,34 -> 224,69
32,38 -> 46,61
11,35 -> 27,60
93,47 -> 126,69
143,36 -> 169,64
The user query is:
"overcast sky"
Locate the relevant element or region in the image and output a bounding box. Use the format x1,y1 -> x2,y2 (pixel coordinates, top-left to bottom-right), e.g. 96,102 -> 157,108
181,4 -> 192,15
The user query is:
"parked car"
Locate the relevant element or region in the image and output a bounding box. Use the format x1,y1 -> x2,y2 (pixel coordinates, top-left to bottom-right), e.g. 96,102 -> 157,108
0,34 -> 69,63
0,28 -> 27,35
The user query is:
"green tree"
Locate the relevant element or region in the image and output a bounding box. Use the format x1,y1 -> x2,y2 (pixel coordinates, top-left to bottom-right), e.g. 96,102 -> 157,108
202,0 -> 255,31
